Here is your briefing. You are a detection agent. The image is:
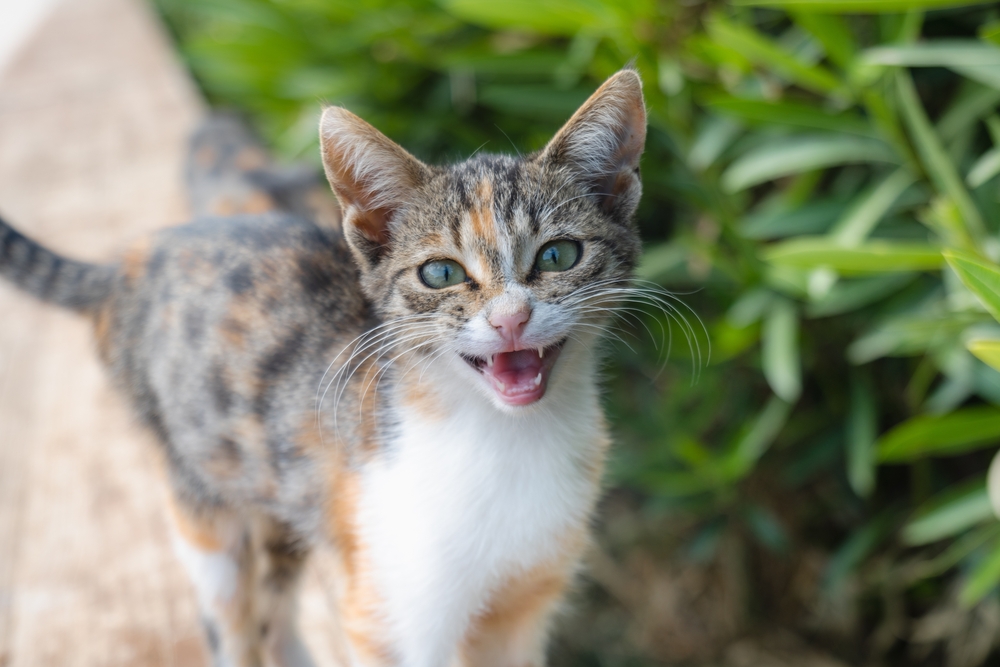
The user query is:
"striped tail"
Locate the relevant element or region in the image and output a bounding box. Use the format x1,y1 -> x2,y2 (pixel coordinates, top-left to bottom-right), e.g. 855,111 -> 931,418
0,215 -> 114,311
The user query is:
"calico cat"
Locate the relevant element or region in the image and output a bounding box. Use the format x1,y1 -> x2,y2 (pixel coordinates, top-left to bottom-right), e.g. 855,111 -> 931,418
0,68 -> 646,666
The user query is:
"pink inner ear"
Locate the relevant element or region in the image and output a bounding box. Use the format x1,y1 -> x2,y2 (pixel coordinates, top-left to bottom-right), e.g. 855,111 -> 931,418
354,207 -> 393,246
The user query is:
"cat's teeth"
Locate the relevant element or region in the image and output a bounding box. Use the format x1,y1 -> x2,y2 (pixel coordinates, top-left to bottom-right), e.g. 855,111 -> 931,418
486,355 -> 494,368
537,346 -> 544,358
497,380 -> 506,391
533,372 -> 542,387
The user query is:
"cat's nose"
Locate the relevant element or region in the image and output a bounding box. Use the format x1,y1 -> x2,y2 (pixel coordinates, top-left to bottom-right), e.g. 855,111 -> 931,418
490,309 -> 531,344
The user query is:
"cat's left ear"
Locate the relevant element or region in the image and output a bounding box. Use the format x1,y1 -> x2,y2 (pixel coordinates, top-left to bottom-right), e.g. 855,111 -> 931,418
320,107 -> 431,268
538,68 -> 646,223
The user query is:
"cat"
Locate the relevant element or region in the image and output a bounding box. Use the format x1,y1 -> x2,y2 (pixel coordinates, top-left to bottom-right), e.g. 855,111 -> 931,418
0,68 -> 646,667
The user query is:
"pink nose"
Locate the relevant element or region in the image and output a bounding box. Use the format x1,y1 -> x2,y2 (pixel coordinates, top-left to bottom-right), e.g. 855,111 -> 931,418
490,309 -> 531,343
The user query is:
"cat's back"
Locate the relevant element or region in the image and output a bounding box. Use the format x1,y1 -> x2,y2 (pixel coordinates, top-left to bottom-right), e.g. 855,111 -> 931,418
97,213 -> 371,516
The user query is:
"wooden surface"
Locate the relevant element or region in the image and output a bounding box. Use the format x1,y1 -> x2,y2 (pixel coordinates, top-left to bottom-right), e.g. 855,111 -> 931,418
0,0 -> 344,664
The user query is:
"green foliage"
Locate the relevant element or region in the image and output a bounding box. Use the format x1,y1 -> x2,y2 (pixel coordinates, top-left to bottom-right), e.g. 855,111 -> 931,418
152,0 -> 1000,662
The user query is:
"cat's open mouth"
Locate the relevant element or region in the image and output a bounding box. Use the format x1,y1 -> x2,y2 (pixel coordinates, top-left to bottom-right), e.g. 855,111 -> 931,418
461,339 -> 566,406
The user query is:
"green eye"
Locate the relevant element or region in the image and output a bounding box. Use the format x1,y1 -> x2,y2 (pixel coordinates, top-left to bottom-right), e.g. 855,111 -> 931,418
419,259 -> 467,288
535,240 -> 580,272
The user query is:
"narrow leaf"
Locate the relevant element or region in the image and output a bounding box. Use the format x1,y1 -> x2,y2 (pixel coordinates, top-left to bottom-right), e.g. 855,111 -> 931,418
722,136 -> 898,192
706,15 -> 845,96
765,238 -> 942,273
877,407 -> 1000,462
865,42 -> 1000,68
727,396 -> 792,476
807,273 -> 915,317
937,85 -> 1000,144
969,339 -> 1000,373
849,313 -> 977,363
902,478 -> 993,545
943,249 -> 1000,322
830,168 -> 916,245
763,300 -> 802,402
896,71 -> 986,238
790,11 -> 855,69
441,0 -> 613,35
847,373 -> 877,497
735,0 -> 997,10
960,538 -> 1000,607
967,147 -> 1000,188
704,95 -> 872,135
741,198 -> 848,239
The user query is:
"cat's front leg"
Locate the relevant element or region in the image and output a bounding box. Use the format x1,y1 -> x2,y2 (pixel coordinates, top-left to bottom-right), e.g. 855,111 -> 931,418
455,565 -> 571,667
166,496 -> 262,667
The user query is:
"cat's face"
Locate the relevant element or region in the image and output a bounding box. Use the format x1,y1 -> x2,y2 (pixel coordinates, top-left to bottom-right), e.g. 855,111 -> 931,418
321,70 -> 645,409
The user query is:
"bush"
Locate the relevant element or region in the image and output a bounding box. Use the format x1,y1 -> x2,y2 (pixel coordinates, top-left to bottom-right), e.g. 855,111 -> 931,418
153,0 -> 1000,663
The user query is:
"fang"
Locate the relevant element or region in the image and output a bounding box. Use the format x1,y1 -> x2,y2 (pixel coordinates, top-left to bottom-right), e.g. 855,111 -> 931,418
487,355 -> 494,368
533,372 -> 542,386
538,347 -> 544,358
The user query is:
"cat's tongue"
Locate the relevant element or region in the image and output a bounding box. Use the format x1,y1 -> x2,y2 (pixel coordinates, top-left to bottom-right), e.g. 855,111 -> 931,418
482,348 -> 558,406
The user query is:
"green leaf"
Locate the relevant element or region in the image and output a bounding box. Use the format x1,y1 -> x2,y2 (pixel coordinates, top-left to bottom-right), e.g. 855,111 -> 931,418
725,396 -> 792,477
983,21 -> 1000,48
741,198 -> 848,240
968,339 -> 1000,373
764,238 -> 942,274
943,249 -> 1000,322
477,84 -> 591,119
960,537 -> 1000,606
762,300 -> 802,402
902,478 -> 993,545
722,136 -> 898,192
704,95 -> 873,135
865,41 -> 1000,89
830,168 -> 916,245
847,373 -> 877,497
637,242 -> 687,281
807,273 -> 916,317
896,71 -> 986,239
824,511 -> 896,591
849,312 -> 978,363
705,15 -> 845,96
967,147 -> 1000,188
864,42 -> 1000,68
877,407 -> 1000,462
734,0 -> 997,11
688,116 -> 742,171
790,11 -> 855,70
440,0 -> 614,35
744,504 -> 790,553
936,85 -> 1000,144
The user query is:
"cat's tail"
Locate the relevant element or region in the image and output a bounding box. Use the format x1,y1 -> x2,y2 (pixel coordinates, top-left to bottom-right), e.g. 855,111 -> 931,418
0,214 -> 115,311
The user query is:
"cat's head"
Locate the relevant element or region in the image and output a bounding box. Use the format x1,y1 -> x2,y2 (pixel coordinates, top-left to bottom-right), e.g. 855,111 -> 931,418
320,69 -> 645,409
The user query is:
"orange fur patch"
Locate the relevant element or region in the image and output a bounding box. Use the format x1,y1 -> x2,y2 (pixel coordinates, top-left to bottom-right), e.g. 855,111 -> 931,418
241,190 -> 276,214
234,147 -> 268,171
121,236 -> 151,284
165,494 -> 225,552
320,439 -> 393,663
92,305 -> 114,363
399,373 -> 447,421
469,179 -> 496,244
460,528 -> 588,665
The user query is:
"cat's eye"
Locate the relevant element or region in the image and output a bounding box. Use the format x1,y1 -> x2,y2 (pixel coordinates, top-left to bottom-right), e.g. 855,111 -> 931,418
535,240 -> 580,273
419,259 -> 467,288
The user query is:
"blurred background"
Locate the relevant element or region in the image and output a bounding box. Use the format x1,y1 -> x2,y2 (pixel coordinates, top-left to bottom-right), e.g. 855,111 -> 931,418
5,0 -> 1000,665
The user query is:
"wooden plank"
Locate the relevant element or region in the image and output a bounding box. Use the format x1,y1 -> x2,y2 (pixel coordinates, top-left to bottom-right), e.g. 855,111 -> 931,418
0,0 -> 345,664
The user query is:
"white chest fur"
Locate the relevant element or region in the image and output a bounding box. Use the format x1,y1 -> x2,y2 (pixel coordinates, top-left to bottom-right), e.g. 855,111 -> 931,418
356,358 -> 606,667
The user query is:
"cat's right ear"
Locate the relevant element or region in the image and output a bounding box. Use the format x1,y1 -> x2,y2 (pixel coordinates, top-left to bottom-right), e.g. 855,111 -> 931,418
320,107 -> 431,268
